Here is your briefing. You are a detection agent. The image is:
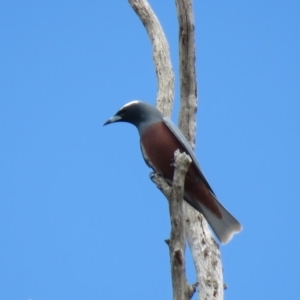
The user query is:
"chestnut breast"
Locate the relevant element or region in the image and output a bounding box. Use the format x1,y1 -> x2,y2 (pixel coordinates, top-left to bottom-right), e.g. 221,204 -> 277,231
140,121 -> 221,218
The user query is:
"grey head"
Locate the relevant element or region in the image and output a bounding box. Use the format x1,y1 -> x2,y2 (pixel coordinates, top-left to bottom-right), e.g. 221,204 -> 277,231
103,101 -> 164,135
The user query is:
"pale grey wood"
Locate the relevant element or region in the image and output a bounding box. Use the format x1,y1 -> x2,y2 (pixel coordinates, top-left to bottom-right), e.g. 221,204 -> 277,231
128,0 -> 224,299
175,0 -> 224,299
128,0 -> 174,118
128,1 -> 194,299
152,151 -> 196,300
183,210 -> 224,300
168,150 -> 195,300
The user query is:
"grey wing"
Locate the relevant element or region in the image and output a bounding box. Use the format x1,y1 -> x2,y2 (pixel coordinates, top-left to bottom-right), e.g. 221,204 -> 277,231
162,117 -> 216,196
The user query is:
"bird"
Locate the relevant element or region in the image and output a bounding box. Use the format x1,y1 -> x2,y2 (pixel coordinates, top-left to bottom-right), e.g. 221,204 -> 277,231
104,100 -> 242,244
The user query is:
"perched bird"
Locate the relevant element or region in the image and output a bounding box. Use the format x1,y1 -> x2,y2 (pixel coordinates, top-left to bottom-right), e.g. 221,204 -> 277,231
104,100 -> 242,243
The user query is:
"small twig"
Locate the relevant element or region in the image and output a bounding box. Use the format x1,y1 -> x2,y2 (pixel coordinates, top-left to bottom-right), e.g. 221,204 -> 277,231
150,172 -> 171,198
188,282 -> 199,299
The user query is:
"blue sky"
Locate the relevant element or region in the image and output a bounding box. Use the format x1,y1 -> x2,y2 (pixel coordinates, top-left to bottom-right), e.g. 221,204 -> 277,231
1,1 -> 299,299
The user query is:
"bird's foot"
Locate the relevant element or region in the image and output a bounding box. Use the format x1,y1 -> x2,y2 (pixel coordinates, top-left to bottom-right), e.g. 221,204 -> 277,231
149,171 -> 157,181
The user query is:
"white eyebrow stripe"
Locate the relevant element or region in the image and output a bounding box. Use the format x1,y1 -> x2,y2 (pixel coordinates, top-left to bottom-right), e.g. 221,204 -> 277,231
121,100 -> 140,109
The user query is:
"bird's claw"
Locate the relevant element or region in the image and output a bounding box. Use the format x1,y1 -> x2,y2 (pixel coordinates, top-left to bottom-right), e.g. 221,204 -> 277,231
149,171 -> 157,181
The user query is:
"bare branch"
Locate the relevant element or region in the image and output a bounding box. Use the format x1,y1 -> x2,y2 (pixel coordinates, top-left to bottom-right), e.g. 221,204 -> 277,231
175,0 -> 197,145
151,153 -> 196,300
175,0 -> 224,299
128,1 -> 192,300
168,150 -> 193,300
128,0 -> 174,118
184,213 -> 224,300
128,1 -> 224,299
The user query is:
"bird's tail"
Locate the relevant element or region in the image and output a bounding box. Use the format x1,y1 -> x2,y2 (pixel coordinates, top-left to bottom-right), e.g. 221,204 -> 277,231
185,194 -> 242,244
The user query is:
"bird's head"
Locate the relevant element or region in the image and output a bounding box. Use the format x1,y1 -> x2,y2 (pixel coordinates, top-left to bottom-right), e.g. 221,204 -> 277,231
104,100 -> 163,134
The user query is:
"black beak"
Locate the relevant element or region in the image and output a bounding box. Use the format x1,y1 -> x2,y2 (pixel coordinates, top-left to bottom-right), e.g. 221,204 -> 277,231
103,115 -> 122,126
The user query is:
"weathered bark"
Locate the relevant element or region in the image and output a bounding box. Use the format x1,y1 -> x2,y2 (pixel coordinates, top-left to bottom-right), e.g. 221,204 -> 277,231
128,0 -> 223,299
128,0 -> 174,118
128,1 -> 193,299
175,0 -> 224,299
152,150 -> 196,300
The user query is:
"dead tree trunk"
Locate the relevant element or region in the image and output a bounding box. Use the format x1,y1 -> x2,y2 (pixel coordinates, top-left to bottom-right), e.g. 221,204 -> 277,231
128,0 -> 223,299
